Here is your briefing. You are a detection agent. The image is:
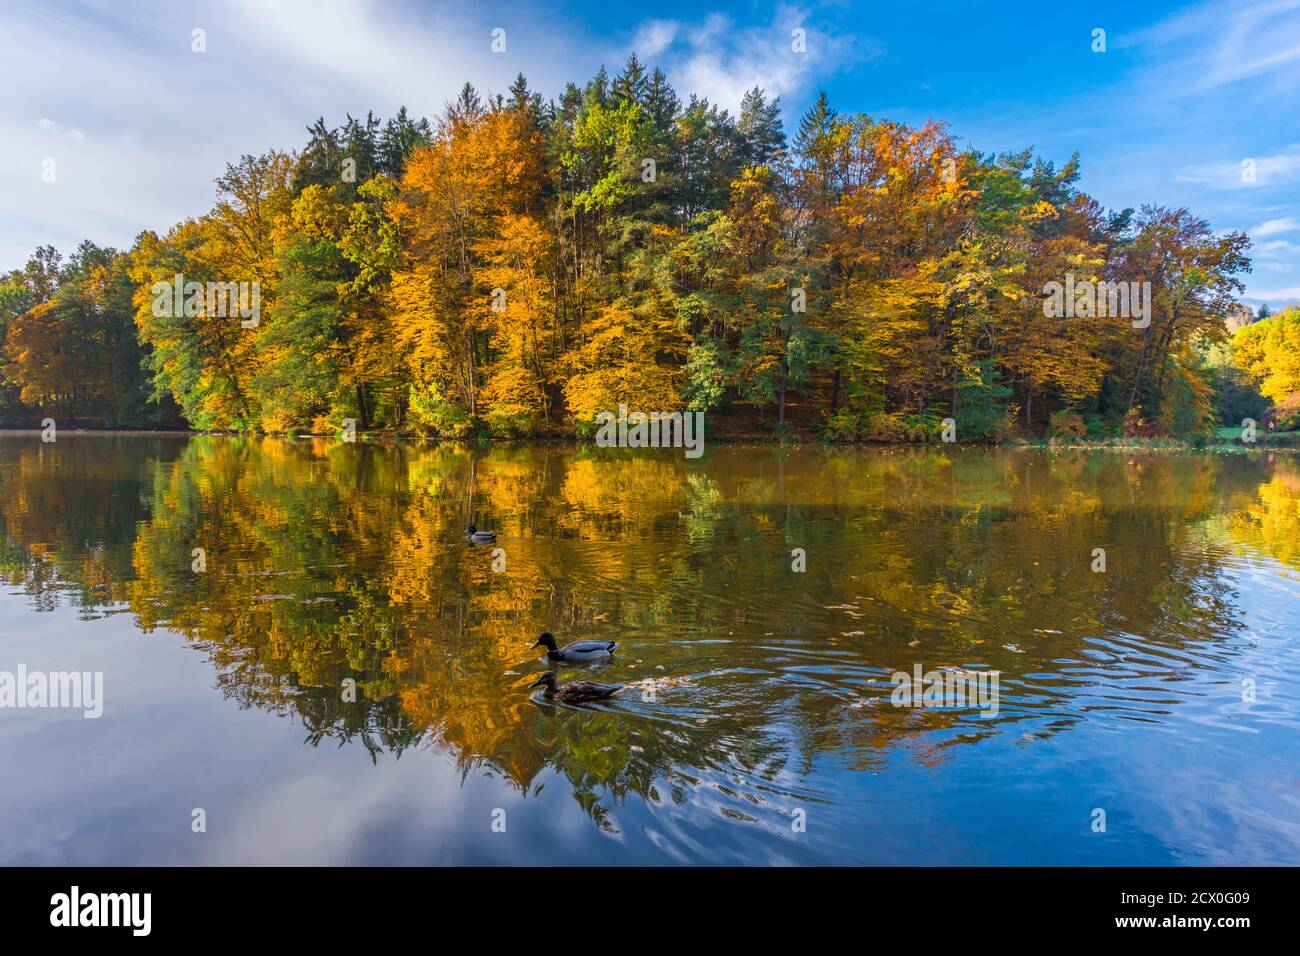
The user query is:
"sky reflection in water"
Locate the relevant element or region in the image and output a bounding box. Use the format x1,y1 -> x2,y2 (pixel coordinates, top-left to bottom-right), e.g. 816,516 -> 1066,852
1,436 -> 1298,864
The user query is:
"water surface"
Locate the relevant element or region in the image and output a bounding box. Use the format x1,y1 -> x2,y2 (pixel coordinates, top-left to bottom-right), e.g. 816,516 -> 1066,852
2,436 -> 1298,864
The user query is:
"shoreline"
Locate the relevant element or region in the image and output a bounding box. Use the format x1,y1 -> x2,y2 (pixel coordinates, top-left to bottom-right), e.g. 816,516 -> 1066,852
2,427 -> 1295,451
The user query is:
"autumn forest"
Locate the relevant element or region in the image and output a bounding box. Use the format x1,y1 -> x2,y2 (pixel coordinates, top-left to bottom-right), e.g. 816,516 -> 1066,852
2,57 -> 1294,441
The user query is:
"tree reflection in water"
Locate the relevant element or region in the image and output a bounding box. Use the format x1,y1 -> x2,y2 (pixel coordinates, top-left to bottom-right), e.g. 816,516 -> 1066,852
2,436 -> 1297,830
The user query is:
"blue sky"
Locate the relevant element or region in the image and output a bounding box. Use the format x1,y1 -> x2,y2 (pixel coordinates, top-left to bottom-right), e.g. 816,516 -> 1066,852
2,0 -> 1298,306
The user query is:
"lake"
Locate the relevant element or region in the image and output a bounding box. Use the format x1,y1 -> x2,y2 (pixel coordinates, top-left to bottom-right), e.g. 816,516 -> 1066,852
1,435 -> 1298,865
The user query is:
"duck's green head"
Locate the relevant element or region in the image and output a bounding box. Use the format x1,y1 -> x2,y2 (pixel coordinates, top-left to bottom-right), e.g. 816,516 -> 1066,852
533,632 -> 558,650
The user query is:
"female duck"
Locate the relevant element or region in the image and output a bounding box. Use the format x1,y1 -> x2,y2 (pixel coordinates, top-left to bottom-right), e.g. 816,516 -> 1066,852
466,524 -> 496,543
528,671 -> 621,704
533,631 -> 617,663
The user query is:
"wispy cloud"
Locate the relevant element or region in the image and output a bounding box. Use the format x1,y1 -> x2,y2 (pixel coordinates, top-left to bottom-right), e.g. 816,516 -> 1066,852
631,19 -> 679,60
1250,216 -> 1300,237
1253,239 -> 1300,259
37,118 -> 85,141
1175,145 -> 1300,190
1244,285 -> 1300,303
624,4 -> 876,112
1121,0 -> 1300,93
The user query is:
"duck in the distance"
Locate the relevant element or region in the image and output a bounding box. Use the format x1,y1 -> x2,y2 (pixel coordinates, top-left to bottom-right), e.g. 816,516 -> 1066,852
528,671 -> 621,704
533,631 -> 617,663
466,524 -> 497,543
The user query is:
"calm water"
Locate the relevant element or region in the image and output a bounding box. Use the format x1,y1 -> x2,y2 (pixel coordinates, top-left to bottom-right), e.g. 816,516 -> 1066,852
2,436 -> 1298,865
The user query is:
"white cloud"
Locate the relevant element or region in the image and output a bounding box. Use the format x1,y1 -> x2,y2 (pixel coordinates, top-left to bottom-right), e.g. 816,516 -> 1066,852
632,19 -> 679,60
1250,217 -> 1299,237
1252,237 -> 1300,256
37,118 -> 86,140
1176,145 -> 1300,190
624,4 -> 875,112
1121,0 -> 1300,94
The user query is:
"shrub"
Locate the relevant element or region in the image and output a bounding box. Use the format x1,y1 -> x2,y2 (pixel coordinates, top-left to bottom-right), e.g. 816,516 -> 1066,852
872,412 -> 926,442
1048,410 -> 1088,440
817,409 -> 944,443
408,386 -> 472,438
1084,414 -> 1110,439
485,410 -> 536,439
1122,408 -> 1155,438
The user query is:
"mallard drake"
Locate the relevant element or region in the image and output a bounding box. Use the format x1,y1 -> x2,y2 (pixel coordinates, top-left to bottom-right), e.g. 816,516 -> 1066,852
466,524 -> 496,543
533,631 -> 617,663
529,670 -> 621,704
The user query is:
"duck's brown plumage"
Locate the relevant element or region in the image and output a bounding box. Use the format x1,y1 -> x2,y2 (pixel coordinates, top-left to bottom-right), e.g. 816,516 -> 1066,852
529,671 -> 622,703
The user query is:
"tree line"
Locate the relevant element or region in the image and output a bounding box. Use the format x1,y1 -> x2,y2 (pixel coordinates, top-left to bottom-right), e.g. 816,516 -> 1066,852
2,56 -> 1292,440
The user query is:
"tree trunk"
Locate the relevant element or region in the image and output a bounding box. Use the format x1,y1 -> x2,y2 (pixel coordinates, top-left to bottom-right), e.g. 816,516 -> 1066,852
354,384 -> 370,430
778,357 -> 788,426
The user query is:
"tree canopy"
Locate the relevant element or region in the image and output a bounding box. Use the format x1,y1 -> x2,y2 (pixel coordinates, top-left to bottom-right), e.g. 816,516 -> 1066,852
0,62 -> 1264,440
